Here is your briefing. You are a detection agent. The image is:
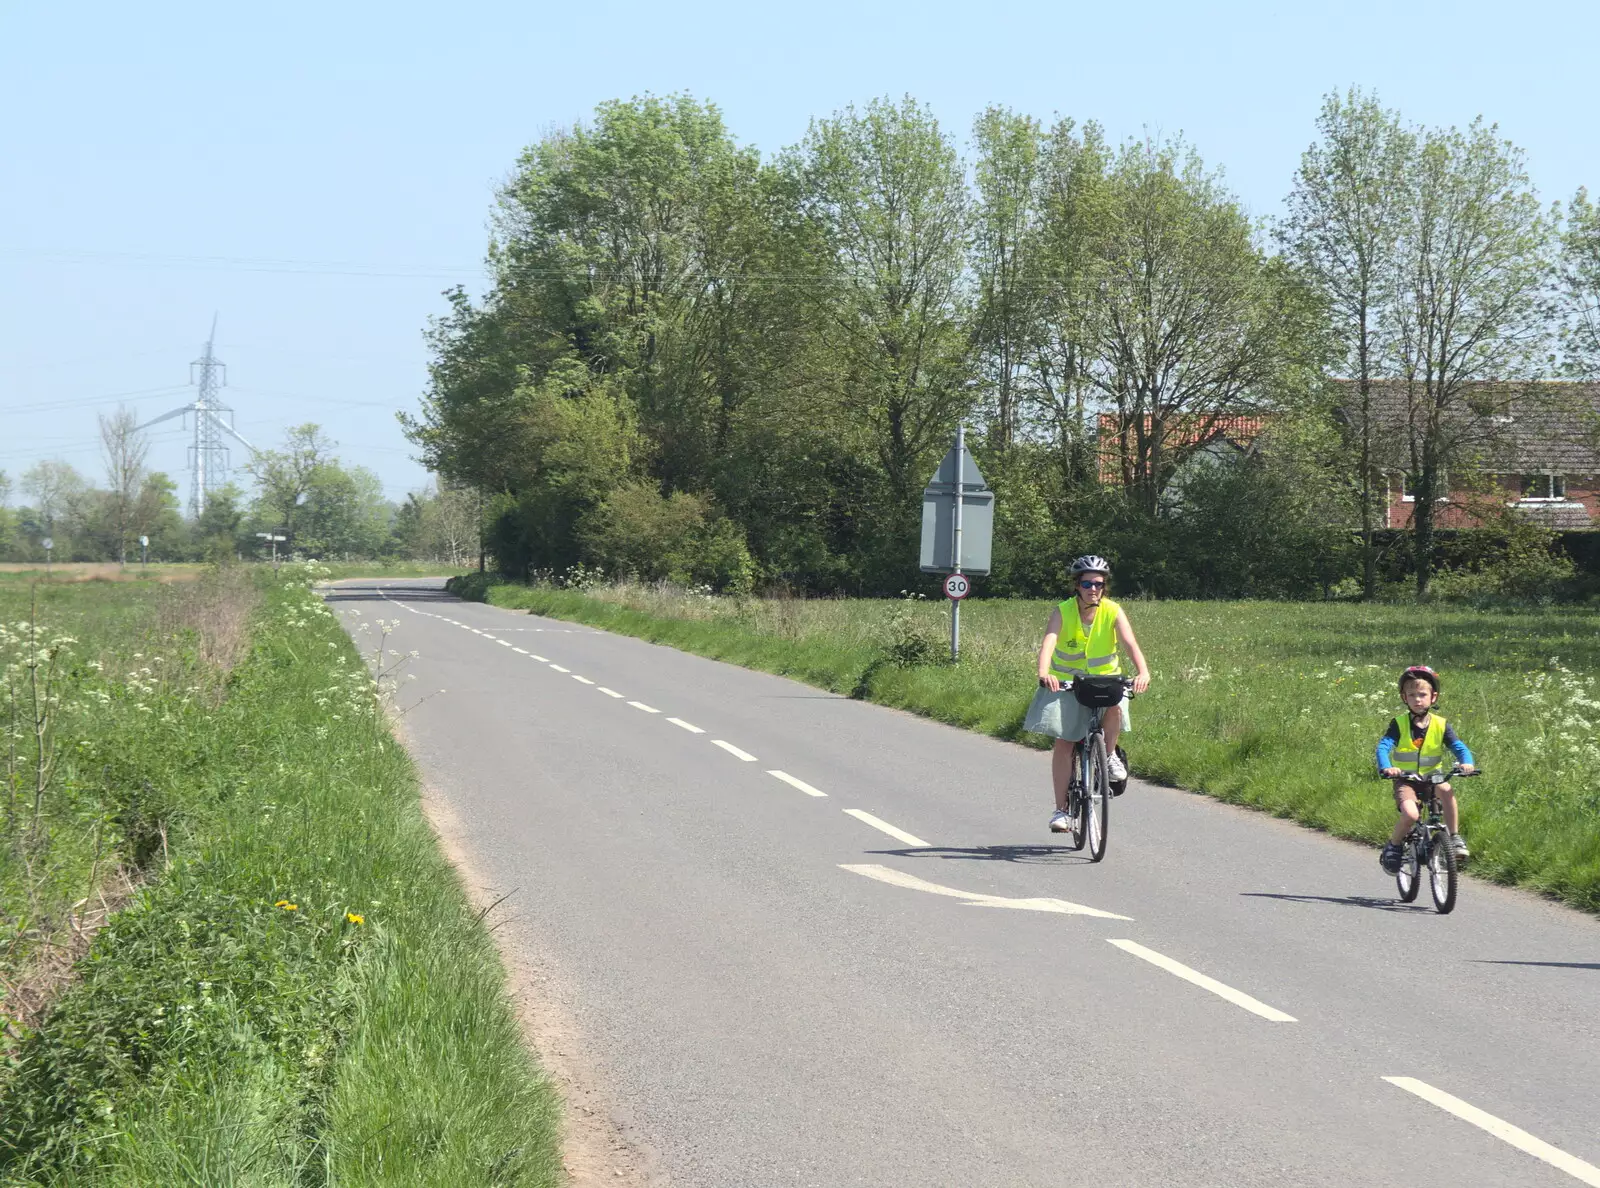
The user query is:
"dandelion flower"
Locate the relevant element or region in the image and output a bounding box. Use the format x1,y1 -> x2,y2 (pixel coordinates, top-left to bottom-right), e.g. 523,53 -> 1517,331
346,912 -> 364,925
274,900 -> 298,911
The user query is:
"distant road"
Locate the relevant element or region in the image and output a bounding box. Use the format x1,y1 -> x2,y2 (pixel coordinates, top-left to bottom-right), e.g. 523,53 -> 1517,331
336,578 -> 1600,1188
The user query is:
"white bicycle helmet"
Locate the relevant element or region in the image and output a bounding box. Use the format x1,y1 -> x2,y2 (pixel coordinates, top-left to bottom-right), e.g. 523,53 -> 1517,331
1071,554 -> 1112,577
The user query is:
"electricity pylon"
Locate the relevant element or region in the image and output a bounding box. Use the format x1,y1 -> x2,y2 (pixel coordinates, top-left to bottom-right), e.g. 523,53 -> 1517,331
138,316 -> 256,517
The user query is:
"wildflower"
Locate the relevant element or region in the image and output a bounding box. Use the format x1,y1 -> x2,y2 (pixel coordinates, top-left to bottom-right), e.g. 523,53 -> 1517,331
274,900 -> 298,911
346,912 -> 364,925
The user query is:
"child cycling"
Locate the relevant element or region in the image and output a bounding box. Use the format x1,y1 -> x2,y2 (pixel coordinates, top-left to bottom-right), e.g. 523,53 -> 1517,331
1377,664 -> 1475,873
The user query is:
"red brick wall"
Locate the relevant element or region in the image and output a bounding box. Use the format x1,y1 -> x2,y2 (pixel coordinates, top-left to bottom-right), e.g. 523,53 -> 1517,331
1381,475 -> 1599,530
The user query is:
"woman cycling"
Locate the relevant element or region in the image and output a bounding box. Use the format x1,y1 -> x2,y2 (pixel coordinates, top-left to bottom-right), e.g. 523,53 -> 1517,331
1035,555 -> 1151,834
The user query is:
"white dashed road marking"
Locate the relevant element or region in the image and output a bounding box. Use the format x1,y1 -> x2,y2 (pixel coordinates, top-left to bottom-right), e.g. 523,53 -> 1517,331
841,864 -> 1131,919
530,654 -> 549,662
512,647 -> 528,654
712,740 -> 757,762
572,675 -> 595,684
549,664 -> 571,673
597,687 -> 625,698
628,701 -> 661,714
1383,1078 -> 1600,1186
1107,939 -> 1296,1022
843,810 -> 929,849
768,770 -> 827,797
667,717 -> 704,733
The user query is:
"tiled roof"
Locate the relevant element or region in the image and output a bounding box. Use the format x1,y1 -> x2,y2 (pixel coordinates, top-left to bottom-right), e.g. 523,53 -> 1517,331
1096,414 -> 1267,483
1338,381 -> 1600,475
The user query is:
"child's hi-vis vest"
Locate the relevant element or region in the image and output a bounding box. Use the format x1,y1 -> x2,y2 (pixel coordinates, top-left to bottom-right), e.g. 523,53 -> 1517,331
1049,598 -> 1121,681
1391,714 -> 1448,775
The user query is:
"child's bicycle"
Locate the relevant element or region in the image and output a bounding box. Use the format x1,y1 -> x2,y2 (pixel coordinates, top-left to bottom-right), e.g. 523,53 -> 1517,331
1380,765 -> 1480,915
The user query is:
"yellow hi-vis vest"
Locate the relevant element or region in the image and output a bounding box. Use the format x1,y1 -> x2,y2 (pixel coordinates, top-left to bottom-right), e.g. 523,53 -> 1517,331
1049,597 -> 1122,681
1391,714 -> 1448,775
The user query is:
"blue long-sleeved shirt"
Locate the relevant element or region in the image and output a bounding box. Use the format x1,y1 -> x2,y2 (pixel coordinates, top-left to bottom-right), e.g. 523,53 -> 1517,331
1376,714 -> 1473,771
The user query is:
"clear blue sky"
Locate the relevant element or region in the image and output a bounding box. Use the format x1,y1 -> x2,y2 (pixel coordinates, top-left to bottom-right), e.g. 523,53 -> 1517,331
3,0 -> 1596,507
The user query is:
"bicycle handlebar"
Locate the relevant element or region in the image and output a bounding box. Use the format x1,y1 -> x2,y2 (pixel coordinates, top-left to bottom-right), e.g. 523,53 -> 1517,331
1376,766 -> 1482,782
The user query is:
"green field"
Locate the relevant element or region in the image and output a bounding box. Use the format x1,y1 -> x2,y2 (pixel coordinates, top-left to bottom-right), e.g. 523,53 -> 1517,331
460,577 -> 1600,913
2,568 -> 558,1185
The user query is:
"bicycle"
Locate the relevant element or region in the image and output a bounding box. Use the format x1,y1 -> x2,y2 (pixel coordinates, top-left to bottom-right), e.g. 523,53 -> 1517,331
1058,675 -> 1135,863
1381,765 -> 1479,915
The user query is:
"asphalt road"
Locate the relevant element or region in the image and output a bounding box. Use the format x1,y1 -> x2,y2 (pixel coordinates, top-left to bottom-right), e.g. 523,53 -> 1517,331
334,579 -> 1600,1188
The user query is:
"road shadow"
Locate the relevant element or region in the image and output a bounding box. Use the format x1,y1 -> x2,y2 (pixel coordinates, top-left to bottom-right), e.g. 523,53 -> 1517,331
871,844 -> 1095,867
322,585 -> 458,604
1472,960 -> 1600,971
1241,891 -> 1430,914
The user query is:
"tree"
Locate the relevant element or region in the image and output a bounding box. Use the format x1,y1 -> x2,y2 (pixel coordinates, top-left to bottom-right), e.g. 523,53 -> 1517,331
245,423 -> 337,545
416,484 -> 480,566
1087,136 -> 1321,515
20,461 -> 87,554
0,470 -> 12,558
1028,119 -> 1112,490
970,108 -> 1046,451
1558,186 -> 1600,378
134,472 -> 185,559
796,96 -> 974,509
98,406 -> 150,564
1280,89 -> 1414,597
193,483 -> 246,560
1388,119 -> 1554,595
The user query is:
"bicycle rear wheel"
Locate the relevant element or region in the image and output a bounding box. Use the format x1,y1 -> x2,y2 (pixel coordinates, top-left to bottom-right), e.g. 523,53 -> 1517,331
1396,839 -> 1420,902
1428,828 -> 1457,914
1084,734 -> 1110,863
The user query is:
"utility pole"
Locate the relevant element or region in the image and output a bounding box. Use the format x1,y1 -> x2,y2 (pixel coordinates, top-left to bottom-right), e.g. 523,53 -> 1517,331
138,317 -> 257,518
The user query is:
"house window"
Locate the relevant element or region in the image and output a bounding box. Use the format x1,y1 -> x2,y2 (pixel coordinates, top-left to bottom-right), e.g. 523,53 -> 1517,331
1520,474 -> 1566,501
1400,472 -> 1448,503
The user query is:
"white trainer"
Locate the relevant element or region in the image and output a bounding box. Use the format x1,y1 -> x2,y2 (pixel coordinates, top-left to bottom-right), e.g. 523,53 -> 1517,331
1106,751 -> 1127,782
1049,810 -> 1072,833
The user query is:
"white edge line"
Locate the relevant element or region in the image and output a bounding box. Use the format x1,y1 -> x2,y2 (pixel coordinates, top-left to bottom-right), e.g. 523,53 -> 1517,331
1384,1077 -> 1600,1187
768,770 -> 827,797
843,809 -> 928,849
628,701 -> 660,713
572,675 -> 594,684
597,687 -> 625,698
666,717 -> 704,733
712,739 -> 757,762
549,664 -> 570,673
1107,939 -> 1296,1022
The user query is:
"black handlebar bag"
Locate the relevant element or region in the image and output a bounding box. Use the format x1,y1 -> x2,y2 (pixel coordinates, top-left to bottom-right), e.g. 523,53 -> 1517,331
1072,675 -> 1126,709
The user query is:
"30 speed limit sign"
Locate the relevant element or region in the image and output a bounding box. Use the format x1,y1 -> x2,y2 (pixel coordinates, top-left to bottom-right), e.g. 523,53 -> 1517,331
943,572 -> 972,600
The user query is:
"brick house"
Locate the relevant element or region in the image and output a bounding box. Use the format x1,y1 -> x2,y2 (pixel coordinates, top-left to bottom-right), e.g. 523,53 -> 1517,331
1348,382 -> 1600,532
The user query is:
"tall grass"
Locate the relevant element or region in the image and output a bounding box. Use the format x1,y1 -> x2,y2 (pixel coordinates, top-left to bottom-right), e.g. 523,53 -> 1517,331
2,570 -> 560,1185
464,577 -> 1600,912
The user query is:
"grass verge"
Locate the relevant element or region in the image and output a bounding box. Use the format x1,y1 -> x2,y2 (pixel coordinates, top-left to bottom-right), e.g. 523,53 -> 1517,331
453,575 -> 1600,914
2,569 -> 559,1186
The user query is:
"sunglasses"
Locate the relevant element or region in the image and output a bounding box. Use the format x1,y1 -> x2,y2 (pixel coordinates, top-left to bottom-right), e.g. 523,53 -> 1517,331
1077,579 -> 1106,590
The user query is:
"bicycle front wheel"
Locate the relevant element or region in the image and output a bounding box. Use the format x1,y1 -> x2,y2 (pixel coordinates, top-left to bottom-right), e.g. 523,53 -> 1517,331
1396,839 -> 1420,902
1428,828 -> 1457,915
1084,733 -> 1110,863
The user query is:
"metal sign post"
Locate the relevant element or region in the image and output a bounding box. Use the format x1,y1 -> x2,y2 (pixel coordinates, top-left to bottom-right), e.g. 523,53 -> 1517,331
139,534 -> 149,570
256,531 -> 287,573
42,536 -> 53,580
950,424 -> 965,663
919,426 -> 993,664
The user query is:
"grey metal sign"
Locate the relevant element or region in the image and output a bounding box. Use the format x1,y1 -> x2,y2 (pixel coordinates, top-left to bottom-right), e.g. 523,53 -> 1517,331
919,431 -> 993,576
